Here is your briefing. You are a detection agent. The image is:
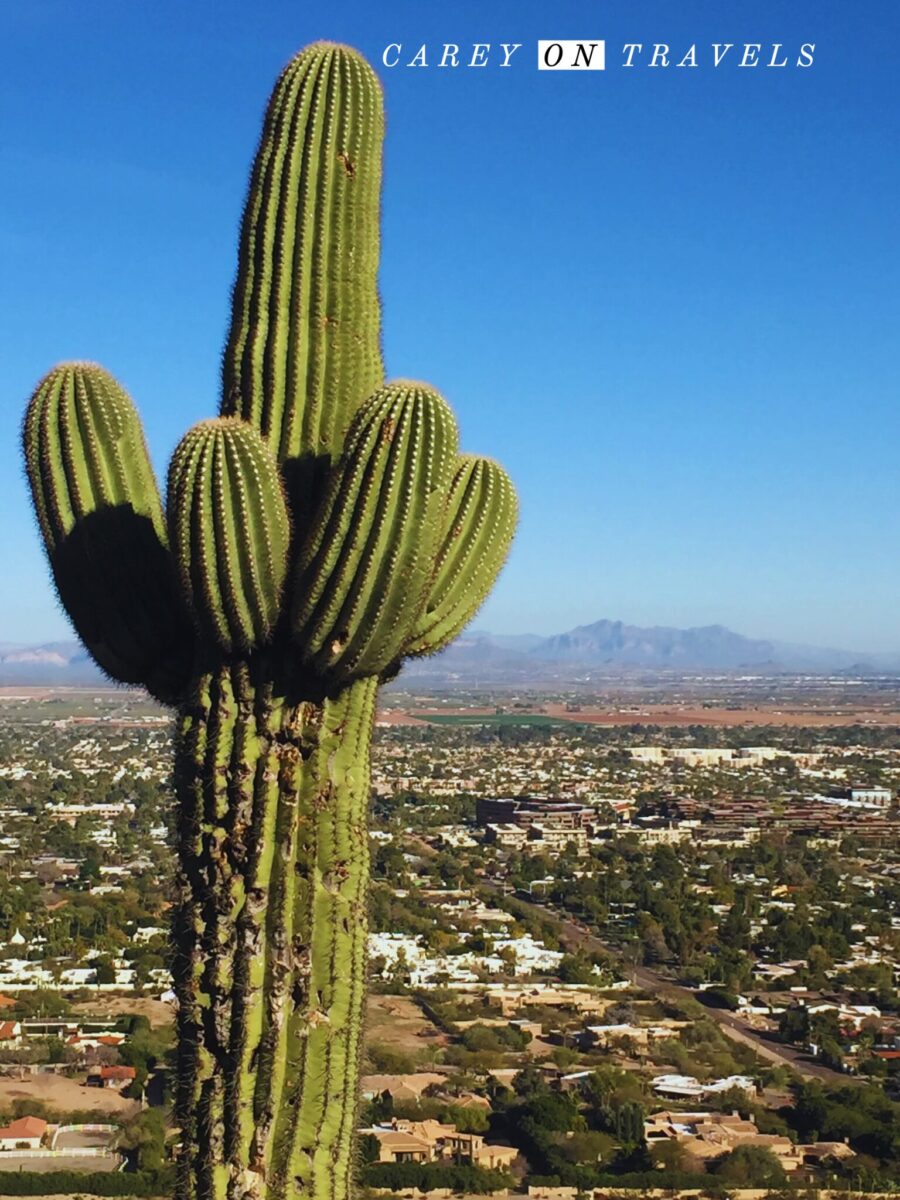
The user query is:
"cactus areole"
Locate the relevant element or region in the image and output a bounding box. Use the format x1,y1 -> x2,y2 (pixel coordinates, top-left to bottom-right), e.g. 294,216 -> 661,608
22,42 -> 517,1200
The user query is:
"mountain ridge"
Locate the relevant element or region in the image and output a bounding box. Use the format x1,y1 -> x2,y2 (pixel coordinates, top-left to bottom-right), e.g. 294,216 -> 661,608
2,620 -> 898,687
428,619 -> 900,678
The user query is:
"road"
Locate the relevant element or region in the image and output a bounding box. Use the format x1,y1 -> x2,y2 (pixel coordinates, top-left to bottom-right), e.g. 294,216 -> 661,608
503,891 -> 855,1087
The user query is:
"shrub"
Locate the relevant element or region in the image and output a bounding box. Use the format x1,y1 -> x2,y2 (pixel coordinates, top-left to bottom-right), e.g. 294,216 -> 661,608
701,986 -> 740,1011
360,1162 -> 513,1192
0,1170 -> 174,1196
713,1144 -> 788,1187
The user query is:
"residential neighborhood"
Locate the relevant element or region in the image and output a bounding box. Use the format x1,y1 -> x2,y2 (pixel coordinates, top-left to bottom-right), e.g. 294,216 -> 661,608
0,679 -> 897,1195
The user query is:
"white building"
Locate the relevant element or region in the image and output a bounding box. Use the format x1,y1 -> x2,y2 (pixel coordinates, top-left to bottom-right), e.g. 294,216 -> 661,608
652,1074 -> 756,1100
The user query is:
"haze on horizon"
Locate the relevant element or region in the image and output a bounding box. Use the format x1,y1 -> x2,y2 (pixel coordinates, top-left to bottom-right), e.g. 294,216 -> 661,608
3,1 -> 899,654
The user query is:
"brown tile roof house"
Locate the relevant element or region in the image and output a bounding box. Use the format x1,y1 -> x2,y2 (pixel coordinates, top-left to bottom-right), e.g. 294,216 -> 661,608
66,1033 -> 126,1050
0,1021 -> 21,1043
87,1065 -> 136,1088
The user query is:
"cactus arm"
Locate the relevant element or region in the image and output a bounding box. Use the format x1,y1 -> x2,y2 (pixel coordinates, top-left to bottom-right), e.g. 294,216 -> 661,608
168,419 -> 291,654
222,43 -> 385,509
22,363 -> 195,702
406,454 -> 518,656
291,382 -> 457,679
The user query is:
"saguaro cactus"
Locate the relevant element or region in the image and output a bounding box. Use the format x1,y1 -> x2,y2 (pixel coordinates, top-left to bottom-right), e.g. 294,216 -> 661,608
22,41 -> 516,1200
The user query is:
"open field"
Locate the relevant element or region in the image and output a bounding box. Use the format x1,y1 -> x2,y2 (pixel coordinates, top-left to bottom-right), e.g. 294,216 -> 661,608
0,687 -> 124,699
55,1129 -> 116,1150
8,683 -> 900,729
418,713 -> 576,727
542,700 -> 900,727
0,1074 -> 139,1117
0,1152 -> 120,1173
391,702 -> 900,727
374,709 -> 430,726
72,996 -> 175,1028
0,686 -> 166,721
365,993 -> 445,1053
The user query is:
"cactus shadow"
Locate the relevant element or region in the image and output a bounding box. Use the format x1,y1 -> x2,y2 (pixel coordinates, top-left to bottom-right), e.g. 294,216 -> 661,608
50,506 -> 195,698
280,452 -> 333,528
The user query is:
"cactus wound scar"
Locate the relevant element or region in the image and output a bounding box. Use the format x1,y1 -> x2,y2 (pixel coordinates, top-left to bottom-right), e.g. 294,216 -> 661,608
22,40 -> 517,1200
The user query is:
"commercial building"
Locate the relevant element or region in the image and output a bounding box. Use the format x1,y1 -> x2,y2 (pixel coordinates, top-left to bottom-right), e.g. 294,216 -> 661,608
476,797 -> 595,831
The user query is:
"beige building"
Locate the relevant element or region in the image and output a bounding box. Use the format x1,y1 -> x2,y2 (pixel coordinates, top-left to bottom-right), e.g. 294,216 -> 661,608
581,1020 -> 687,1051
464,983 -> 612,1018
526,824 -> 588,856
361,1118 -> 517,1170
644,1110 -> 856,1172
359,1073 -> 446,1102
622,823 -> 694,846
484,823 -> 529,851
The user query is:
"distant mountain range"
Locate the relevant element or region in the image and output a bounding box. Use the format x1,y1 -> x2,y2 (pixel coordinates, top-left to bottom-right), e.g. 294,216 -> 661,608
3,619 -> 898,688
399,620 -> 900,682
0,641 -> 101,685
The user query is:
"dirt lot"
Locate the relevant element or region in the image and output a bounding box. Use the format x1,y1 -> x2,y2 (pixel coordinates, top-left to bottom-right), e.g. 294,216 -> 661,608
394,701 -> 900,728
540,702 -> 900,727
375,709 -> 430,726
55,1128 -> 116,1150
0,1152 -> 120,1172
72,995 -> 175,1027
365,994 -> 445,1053
0,1073 -> 139,1117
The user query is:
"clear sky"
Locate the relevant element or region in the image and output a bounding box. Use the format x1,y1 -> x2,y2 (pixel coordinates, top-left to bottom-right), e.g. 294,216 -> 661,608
3,1 -> 899,651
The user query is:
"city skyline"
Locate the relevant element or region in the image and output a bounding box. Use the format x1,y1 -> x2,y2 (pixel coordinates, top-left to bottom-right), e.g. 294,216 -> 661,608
3,1 -> 899,650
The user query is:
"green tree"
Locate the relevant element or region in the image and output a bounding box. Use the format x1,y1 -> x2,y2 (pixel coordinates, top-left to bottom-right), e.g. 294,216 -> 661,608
93,956 -> 116,985
779,1005 -> 811,1045
358,1133 -> 380,1165
118,1108 -> 167,1173
714,1144 -> 788,1187
557,953 -> 595,984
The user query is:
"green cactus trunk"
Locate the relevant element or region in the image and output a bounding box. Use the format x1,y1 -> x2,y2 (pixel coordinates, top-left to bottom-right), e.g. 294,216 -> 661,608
173,663 -> 377,1200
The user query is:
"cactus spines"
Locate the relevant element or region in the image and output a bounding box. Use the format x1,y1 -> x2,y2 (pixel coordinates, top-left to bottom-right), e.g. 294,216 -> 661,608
22,363 -> 195,702
168,418 -> 291,654
292,381 -> 457,679
222,42 -> 384,506
23,42 -> 516,1200
406,454 -> 518,657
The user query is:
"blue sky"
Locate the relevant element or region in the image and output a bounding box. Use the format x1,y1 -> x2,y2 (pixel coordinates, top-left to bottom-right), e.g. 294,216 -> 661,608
3,1 -> 899,650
